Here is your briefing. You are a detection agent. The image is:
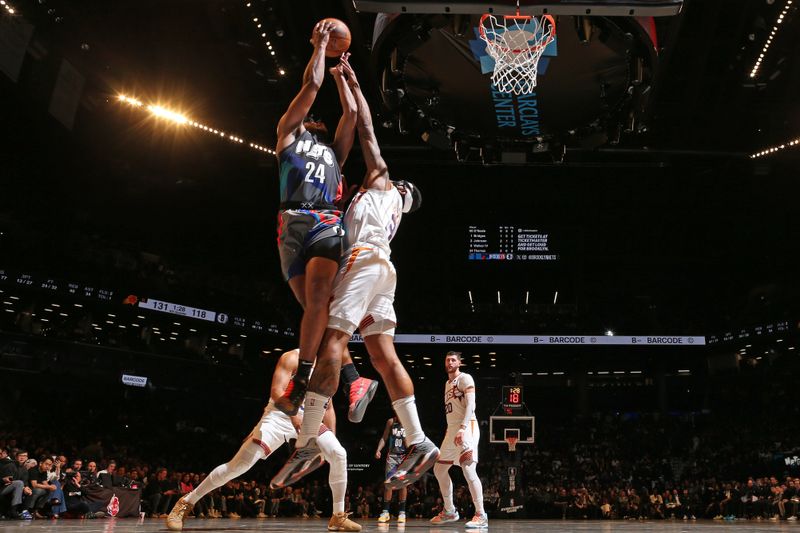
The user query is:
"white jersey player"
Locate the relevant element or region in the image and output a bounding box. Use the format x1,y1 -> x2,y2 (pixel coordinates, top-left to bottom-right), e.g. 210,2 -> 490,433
431,351 -> 488,528
166,350 -> 357,533
278,54 -> 439,494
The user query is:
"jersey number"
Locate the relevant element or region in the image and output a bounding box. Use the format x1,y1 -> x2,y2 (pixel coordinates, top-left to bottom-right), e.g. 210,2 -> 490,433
304,162 -> 326,183
445,402 -> 453,414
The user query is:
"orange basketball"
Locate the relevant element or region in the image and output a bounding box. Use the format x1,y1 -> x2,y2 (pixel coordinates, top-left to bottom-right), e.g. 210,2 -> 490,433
316,17 -> 351,58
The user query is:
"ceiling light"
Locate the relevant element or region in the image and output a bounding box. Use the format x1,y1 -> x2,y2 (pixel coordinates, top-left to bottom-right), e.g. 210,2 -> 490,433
749,0 -> 792,78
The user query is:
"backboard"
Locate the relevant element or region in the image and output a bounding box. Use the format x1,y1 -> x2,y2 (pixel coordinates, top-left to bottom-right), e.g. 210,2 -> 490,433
489,415 -> 535,445
354,0 -> 684,17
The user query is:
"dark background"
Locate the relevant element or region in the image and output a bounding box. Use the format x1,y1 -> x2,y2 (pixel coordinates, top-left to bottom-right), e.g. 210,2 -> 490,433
0,0 -> 798,481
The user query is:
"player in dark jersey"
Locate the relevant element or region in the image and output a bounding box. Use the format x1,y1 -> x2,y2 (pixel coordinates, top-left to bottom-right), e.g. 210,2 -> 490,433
274,22 -> 377,422
375,416 -> 408,523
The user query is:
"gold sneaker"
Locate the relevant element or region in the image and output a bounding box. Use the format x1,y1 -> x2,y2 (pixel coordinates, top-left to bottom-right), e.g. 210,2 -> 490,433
328,512 -> 362,532
166,496 -> 194,531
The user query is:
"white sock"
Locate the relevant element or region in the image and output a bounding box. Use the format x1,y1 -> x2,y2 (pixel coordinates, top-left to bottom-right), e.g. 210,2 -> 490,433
185,441 -> 262,504
296,392 -> 328,447
463,462 -> 484,515
317,430 -> 347,514
391,395 -> 425,445
433,462 -> 455,513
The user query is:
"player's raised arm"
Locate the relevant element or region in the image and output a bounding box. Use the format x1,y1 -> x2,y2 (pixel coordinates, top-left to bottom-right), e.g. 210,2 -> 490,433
329,53 -> 358,167
339,56 -> 390,191
276,21 -> 333,153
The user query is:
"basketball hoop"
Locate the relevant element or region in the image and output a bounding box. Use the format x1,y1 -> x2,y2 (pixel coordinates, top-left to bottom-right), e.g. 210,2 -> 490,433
478,5 -> 556,95
505,436 -> 518,452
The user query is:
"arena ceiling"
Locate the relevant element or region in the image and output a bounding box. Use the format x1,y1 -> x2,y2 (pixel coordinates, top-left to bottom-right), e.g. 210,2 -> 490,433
0,0 -> 798,336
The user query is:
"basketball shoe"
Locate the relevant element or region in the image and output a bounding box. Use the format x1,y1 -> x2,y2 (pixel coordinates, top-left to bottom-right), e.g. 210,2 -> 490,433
348,377 -> 378,423
166,496 -> 193,531
328,511 -> 362,531
430,509 -> 459,524
465,512 -> 489,528
386,437 -> 439,488
270,438 -> 325,488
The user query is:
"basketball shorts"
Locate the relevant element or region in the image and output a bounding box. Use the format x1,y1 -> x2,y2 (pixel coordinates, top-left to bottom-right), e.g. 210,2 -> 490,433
248,404 -> 296,458
248,403 -> 331,458
385,453 -> 404,477
328,246 -> 397,337
438,421 -> 480,466
277,209 -> 344,281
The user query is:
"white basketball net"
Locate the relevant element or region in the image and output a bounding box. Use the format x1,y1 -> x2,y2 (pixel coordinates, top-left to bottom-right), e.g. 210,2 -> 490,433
479,14 -> 556,95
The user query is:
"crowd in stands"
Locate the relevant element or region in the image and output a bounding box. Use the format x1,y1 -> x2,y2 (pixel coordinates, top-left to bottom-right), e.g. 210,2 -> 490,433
4,402 -> 800,522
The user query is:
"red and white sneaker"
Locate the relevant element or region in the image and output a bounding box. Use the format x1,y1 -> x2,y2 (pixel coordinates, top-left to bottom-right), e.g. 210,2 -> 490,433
347,377 -> 378,423
430,509 -> 459,524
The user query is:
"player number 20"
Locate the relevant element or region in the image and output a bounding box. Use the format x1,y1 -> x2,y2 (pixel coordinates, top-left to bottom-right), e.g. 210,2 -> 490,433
445,402 -> 453,414
304,162 -> 326,183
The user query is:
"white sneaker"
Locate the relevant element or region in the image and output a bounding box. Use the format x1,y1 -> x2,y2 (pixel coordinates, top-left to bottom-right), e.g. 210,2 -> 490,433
377,511 -> 390,523
397,512 -> 406,524
465,513 -> 488,528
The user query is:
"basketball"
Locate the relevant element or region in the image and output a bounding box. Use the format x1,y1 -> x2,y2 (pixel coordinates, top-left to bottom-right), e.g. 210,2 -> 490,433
316,17 -> 351,58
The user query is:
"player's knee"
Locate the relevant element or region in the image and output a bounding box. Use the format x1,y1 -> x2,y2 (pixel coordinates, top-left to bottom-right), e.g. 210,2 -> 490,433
331,442 -> 347,465
433,462 -> 450,478
459,450 -> 476,468
368,345 -> 398,371
369,352 -> 391,374
323,440 -> 347,473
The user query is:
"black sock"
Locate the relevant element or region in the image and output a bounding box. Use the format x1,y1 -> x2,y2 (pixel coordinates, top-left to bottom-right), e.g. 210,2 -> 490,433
295,359 -> 313,381
399,500 -> 406,513
341,363 -> 360,387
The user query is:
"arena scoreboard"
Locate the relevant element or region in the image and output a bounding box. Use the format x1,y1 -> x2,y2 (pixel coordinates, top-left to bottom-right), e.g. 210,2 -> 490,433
502,385 -> 524,410
468,225 -> 558,261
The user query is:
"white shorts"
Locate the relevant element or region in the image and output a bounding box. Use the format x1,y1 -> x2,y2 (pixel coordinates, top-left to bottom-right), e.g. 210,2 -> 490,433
328,246 -> 397,337
247,404 -> 296,458
438,421 -> 480,466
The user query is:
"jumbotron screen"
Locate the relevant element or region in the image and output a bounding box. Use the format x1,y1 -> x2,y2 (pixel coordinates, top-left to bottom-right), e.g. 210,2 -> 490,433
468,225 -> 558,262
